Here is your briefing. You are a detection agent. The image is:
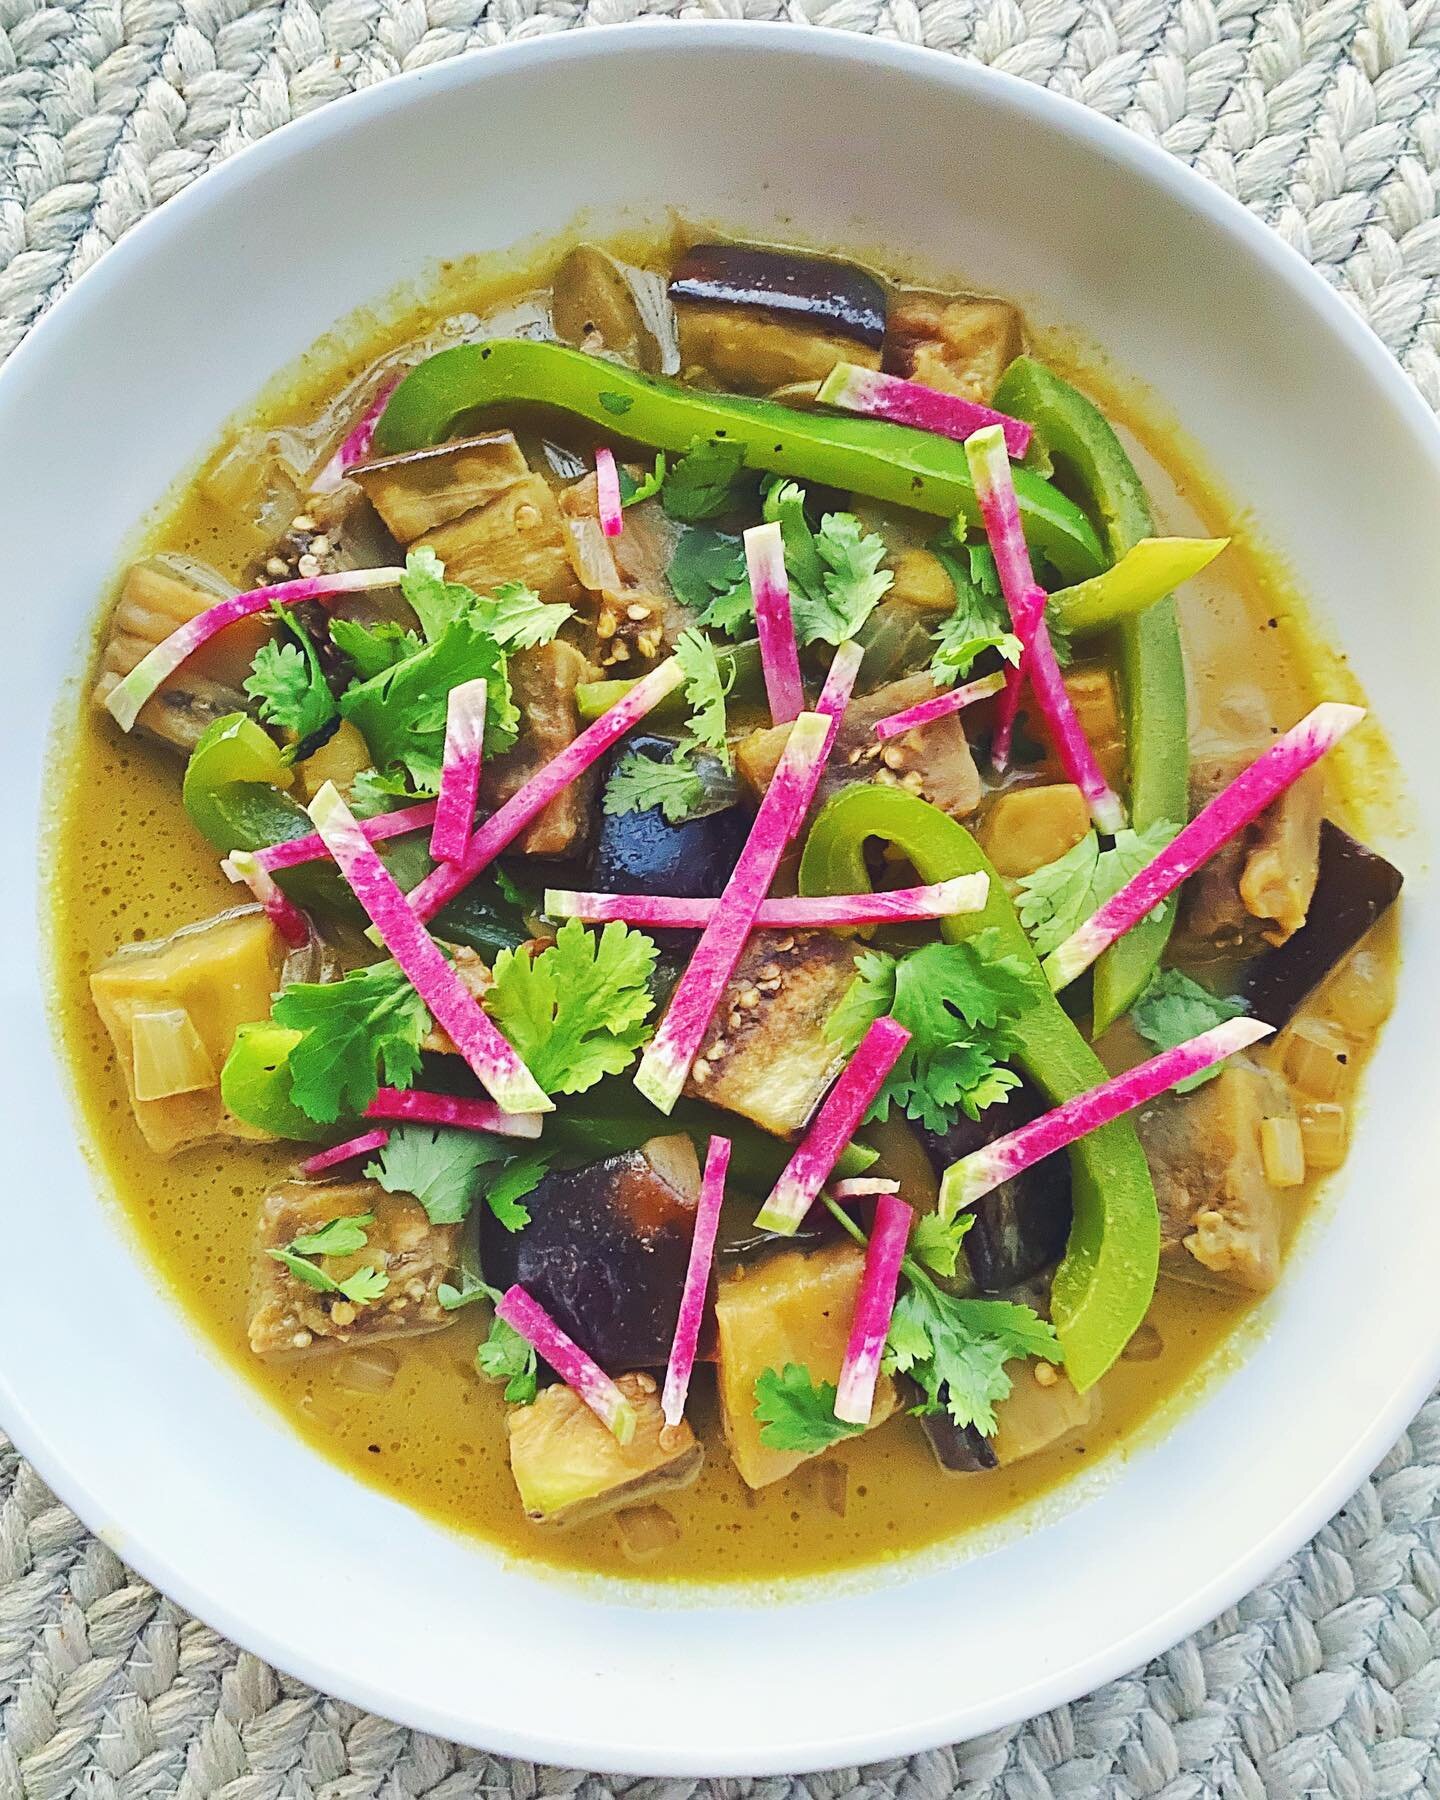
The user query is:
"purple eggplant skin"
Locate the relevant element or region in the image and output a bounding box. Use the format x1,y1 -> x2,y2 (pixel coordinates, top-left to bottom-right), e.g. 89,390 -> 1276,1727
479,1141 -> 699,1373
919,1083 -> 1071,1294
1240,821 -> 1403,1029
902,1378 -> 999,1472
590,735 -> 751,904
668,244 -> 887,349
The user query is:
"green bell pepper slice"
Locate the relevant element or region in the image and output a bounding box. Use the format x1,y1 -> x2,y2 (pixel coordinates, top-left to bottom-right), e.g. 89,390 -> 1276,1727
798,784 -> 1159,1391
375,340 -> 1107,583
182,714 -> 293,849
220,1022 -> 331,1142
1049,536 -> 1228,638
993,358 -> 1190,1032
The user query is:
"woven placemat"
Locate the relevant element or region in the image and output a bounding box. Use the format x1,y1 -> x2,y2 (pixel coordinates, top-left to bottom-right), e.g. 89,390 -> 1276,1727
5,6 -> 1440,1793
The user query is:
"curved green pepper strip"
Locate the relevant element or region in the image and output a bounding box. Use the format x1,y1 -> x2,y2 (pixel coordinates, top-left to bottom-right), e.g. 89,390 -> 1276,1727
798,784 -> 1158,1391
993,358 -> 1190,1033
1049,536 -> 1228,639
375,341 -> 1106,584
220,1023 -> 331,1142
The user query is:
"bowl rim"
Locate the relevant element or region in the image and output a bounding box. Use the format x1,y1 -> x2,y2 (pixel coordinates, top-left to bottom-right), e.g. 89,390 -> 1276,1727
3,19 -> 1439,1774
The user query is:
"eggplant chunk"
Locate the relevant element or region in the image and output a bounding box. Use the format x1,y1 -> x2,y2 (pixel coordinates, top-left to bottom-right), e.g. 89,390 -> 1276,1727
737,674 -> 982,821
1241,821 -> 1403,1029
715,1243 -> 898,1489
506,1372 -> 702,1525
1181,757 -> 1324,953
249,1179 -> 458,1355
916,1367 -> 1097,1474
919,1082 -> 1072,1293
671,244 -> 887,346
683,930 -> 860,1136
480,1135 -> 701,1372
560,480 -> 693,667
979,784 -> 1091,881
93,558 -> 263,754
481,640 -> 597,858
353,433 -> 531,542
591,735 -> 750,903
419,474 -> 580,605
551,245 -> 666,374
90,907 -> 289,1156
915,1403 -> 998,1472
1136,1056 -> 1296,1293
885,292 -> 1023,404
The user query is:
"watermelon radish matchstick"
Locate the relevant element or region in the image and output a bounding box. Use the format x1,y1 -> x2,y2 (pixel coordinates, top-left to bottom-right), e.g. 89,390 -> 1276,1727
256,797 -> 438,872
364,1087 -> 544,1138
103,567 -> 405,733
311,371 -> 402,493
1043,701 -> 1365,991
834,1189 -> 914,1425
496,1285 -> 636,1444
595,446 -> 624,538
634,710 -> 833,1114
220,848 -> 311,947
661,1134 -> 731,1428
405,655 -> 688,923
787,636 -> 866,842
753,1015 -> 912,1234
939,1017 -> 1274,1214
966,425 -> 1126,832
873,670 -> 1007,741
542,873 -> 989,930
301,1128 -> 391,1177
429,678 -> 486,863
745,520 -> 805,725
307,782 -> 552,1117
817,362 -> 1033,459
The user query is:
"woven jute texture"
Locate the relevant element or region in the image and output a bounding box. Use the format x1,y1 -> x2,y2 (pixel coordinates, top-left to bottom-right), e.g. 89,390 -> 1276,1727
6,5 -> 1440,1794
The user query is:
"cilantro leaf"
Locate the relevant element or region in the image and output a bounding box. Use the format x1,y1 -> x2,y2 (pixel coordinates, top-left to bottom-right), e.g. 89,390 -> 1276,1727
930,543 -> 1021,684
761,480 -> 893,645
669,527 -> 752,634
290,1211 -> 375,1257
483,1149 -> 551,1231
618,451 -> 666,507
365,1124 -> 516,1225
397,546 -> 484,642
476,1313 -> 538,1405
272,960 -> 431,1124
473,580 -> 573,651
244,607 -> 338,749
827,933 -> 1035,1133
484,918 -> 658,1096
330,616 -> 424,681
909,1210 -> 974,1280
753,1364 -> 863,1453
1130,967 -> 1248,1091
662,437 -> 754,522
598,391 -> 633,416
348,765 -> 416,817
674,627 -> 732,765
884,1281 -> 1060,1436
1016,820 -> 1181,957
437,1268 -> 493,1311
605,745 -> 704,824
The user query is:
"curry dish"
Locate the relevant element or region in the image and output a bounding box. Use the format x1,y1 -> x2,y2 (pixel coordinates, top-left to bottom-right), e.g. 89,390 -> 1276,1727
54,233 -> 1403,1582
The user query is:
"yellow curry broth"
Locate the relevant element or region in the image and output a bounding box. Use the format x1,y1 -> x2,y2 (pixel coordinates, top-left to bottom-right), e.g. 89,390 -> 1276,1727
51,246 -> 1392,1583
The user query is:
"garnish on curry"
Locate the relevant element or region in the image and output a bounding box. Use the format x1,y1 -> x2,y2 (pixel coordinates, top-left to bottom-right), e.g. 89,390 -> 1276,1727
54,233 -> 1403,1581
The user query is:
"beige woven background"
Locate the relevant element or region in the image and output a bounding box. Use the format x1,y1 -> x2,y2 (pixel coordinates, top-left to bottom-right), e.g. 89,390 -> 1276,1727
6,5 -> 1440,1793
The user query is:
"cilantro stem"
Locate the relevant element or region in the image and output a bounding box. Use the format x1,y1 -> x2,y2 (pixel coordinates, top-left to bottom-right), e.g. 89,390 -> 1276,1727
818,1191 -> 943,1300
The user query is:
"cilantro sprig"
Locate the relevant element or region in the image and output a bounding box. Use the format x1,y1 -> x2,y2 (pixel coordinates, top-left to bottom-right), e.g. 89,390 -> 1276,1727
661,438 -> 755,522
1129,967 -> 1248,1092
244,605 -> 338,751
267,1211 -> 389,1306
272,960 -> 430,1125
754,1365 -> 863,1453
761,480 -> 893,645
604,746 -> 704,824
1015,820 -> 1181,957
365,1124 -> 550,1229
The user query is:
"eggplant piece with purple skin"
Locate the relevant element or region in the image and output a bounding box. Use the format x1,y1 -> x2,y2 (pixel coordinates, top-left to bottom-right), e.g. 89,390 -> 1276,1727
907,1384 -> 1000,1473
669,245 -> 888,347
918,1082 -> 1071,1294
590,735 -> 751,904
479,1135 -> 701,1373
1239,821 -> 1403,1028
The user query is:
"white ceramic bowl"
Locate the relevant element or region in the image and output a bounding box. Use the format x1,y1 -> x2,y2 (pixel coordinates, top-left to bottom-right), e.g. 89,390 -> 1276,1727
1,22 -> 1437,1776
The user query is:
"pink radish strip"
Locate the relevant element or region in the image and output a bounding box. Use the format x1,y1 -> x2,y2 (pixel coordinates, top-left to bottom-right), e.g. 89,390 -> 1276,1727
595,447 -> 624,538
311,372 -> 402,493
407,655 -> 687,924
634,711 -> 833,1114
966,426 -> 1125,828
104,567 -> 405,733
745,520 -> 805,725
1045,701 -> 1365,990
364,1087 -> 544,1139
817,362 -> 1032,459
939,1017 -> 1274,1214
542,873 -> 989,930
831,1177 -> 901,1199
257,797 -> 438,873
220,848 -> 311,947
873,670 -> 1007,741
429,678 -> 487,863
301,1128 -> 391,1176
785,635 -> 865,846
753,1015 -> 912,1234
496,1284 -> 636,1443
661,1134 -> 732,1428
307,782 -> 552,1116
834,1190 -> 914,1425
